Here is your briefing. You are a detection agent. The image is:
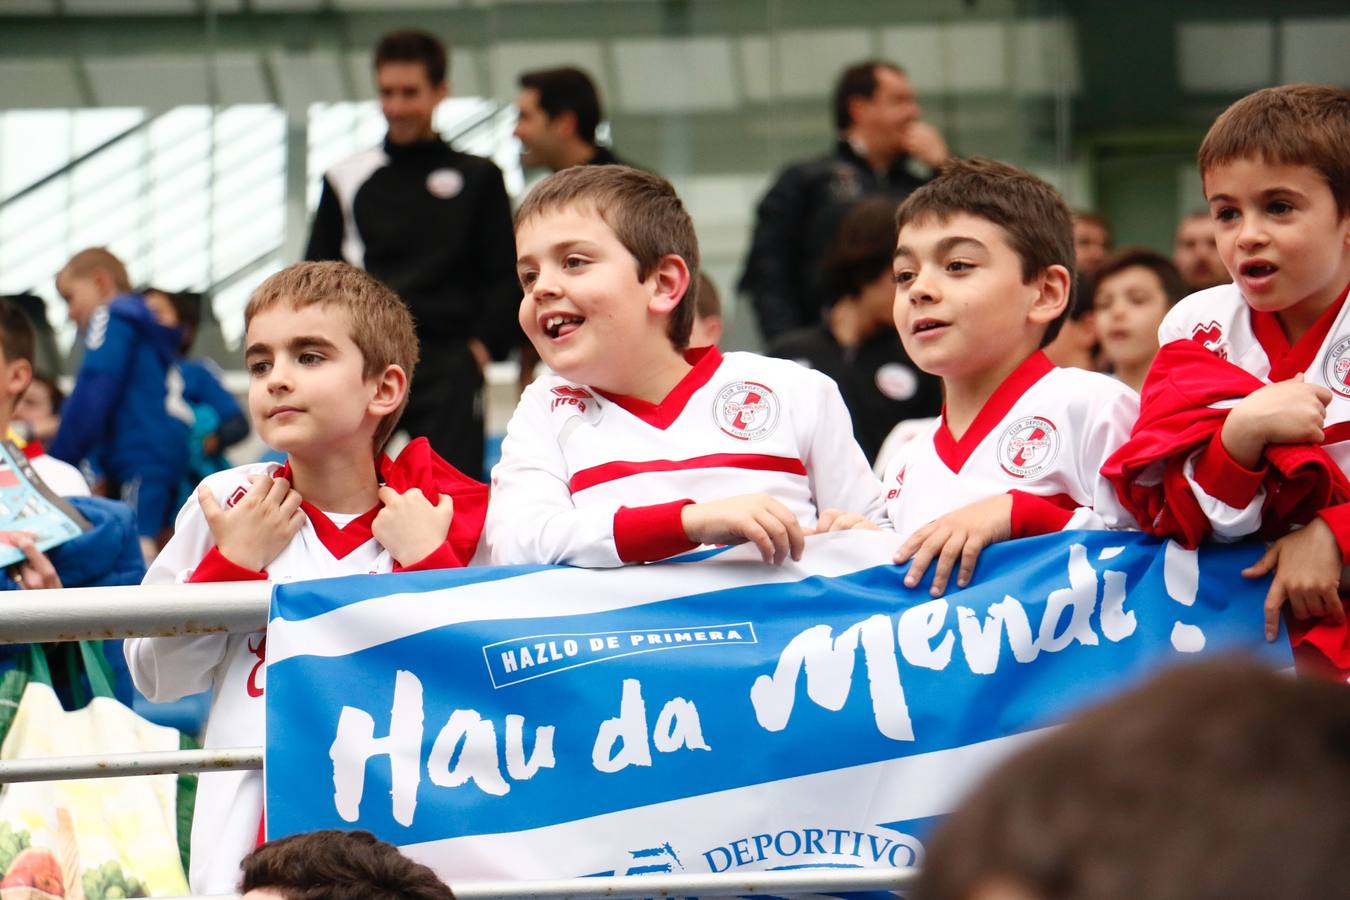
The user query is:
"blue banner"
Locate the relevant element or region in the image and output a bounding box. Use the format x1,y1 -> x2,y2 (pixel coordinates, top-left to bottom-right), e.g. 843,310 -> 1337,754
264,531 -> 1288,882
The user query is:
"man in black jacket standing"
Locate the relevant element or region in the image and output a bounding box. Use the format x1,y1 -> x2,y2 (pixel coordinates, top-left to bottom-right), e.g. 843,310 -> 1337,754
739,60 -> 950,342
305,30 -> 518,477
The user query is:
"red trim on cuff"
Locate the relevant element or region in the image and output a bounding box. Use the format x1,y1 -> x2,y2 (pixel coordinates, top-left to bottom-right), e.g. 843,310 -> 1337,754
188,546 -> 268,582
1316,503 -> 1350,565
1193,430 -> 1267,508
614,499 -> 698,563
394,541 -> 465,572
1009,490 -> 1076,539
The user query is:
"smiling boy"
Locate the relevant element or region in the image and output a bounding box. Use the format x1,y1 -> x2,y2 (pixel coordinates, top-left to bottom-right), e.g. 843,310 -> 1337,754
124,261 -> 487,895
1106,85 -> 1350,671
879,158 -> 1139,595
486,165 -> 885,567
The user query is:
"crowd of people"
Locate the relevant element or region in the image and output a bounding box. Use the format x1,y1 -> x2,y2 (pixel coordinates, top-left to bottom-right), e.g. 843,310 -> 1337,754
1,23 -> 1348,899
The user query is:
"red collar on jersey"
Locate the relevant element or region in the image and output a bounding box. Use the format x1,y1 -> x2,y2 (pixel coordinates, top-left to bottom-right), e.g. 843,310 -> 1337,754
1250,278 -> 1350,382
274,438 -> 487,561
594,345 -> 723,429
932,350 -> 1055,473
6,428 -> 43,460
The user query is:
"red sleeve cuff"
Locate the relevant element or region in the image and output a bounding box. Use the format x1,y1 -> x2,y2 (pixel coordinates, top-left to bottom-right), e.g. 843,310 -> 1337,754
1317,503 -> 1350,565
394,541 -> 465,572
614,500 -> 698,563
1009,490 -> 1076,539
188,546 -> 268,582
1194,431 -> 1267,508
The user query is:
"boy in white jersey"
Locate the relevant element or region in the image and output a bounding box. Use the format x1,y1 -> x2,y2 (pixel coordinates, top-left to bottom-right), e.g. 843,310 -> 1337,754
880,158 -> 1138,595
125,262 -> 488,895
487,165 -> 884,567
1106,85 -> 1350,667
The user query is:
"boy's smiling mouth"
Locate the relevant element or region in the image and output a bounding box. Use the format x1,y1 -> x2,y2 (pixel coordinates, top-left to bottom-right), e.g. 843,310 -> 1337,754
542,313 -> 585,339
911,317 -> 950,337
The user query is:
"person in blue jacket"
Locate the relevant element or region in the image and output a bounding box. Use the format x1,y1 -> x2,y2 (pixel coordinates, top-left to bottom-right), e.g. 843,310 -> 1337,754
144,289 -> 249,502
49,248 -> 192,561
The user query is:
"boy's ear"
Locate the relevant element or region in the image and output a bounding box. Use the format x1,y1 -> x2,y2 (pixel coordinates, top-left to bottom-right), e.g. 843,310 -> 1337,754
645,254 -> 692,317
367,364 -> 409,419
1028,264 -> 1072,327
3,358 -> 31,405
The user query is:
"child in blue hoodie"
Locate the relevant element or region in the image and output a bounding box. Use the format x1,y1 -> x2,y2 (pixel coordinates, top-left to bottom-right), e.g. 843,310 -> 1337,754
50,248 -> 192,561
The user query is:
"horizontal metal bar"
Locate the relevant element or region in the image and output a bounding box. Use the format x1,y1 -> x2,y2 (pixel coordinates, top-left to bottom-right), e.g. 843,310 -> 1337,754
166,867 -> 917,900
0,747 -> 261,784
0,581 -> 271,644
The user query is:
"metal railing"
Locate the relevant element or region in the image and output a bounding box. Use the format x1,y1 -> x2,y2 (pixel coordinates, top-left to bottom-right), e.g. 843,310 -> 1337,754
0,582 -> 915,898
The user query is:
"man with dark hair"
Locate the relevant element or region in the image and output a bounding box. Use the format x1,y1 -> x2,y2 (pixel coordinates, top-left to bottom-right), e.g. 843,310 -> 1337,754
241,830 -> 455,900
739,60 -> 950,341
305,28 -> 519,478
514,66 -> 630,172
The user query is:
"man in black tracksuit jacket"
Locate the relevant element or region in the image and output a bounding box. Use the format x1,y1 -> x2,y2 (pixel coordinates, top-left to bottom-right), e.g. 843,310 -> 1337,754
306,30 -> 519,477
739,61 -> 950,342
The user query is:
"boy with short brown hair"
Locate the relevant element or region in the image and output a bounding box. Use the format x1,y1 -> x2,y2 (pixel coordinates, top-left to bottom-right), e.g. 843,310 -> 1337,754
1105,85 -> 1350,674
878,157 -> 1139,594
125,261 -> 488,896
486,165 -> 885,567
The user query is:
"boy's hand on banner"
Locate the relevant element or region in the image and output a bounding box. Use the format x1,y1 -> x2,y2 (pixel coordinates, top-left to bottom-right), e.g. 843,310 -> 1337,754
1221,375 -> 1331,468
895,493 -> 1013,596
374,487 -> 454,566
812,509 -> 879,533
199,475 -> 304,572
681,494 -> 805,565
1243,516 -> 1346,641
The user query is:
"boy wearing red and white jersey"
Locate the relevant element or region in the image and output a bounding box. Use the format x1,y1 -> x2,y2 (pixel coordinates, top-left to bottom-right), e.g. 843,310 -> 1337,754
125,263 -> 487,895
1106,85 -> 1350,665
879,158 -> 1139,595
488,166 -> 885,568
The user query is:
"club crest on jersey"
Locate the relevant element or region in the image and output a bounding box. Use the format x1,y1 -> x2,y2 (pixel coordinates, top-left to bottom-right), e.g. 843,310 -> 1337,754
226,485 -> 248,508
1324,337 -> 1350,399
714,381 -> 780,441
886,466 -> 905,501
1190,321 -> 1228,360
997,416 -> 1059,479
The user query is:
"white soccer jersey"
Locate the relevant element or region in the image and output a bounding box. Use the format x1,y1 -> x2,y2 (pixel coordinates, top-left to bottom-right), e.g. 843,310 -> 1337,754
1158,281 -> 1350,538
883,352 -> 1140,542
125,462 -> 394,896
485,346 -> 886,567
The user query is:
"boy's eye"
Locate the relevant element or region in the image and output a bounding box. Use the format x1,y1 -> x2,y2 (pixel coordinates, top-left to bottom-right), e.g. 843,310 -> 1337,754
946,260 -> 973,273
562,256 -> 587,269
1267,200 -> 1294,215
248,360 -> 271,377
519,271 -> 538,289
298,351 -> 323,365
1213,206 -> 1239,223
893,269 -> 915,285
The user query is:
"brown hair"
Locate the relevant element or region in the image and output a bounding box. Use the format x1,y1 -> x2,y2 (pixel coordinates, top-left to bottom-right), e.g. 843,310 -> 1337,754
240,829 -> 454,900
914,659 -> 1350,900
515,165 -> 700,349
823,196 -> 899,304
374,29 -> 447,86
60,247 -> 131,294
1072,210 -> 1113,246
1198,83 -> 1350,218
896,157 -> 1076,345
1093,247 -> 1190,309
833,60 -> 905,132
245,262 -> 419,451
0,298 -> 36,367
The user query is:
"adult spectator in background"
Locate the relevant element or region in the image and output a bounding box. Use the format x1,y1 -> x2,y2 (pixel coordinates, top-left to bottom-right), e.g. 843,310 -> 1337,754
513,66 -> 635,393
1172,210 -> 1228,291
739,60 -> 950,341
913,660 -> 1350,900
306,29 -> 518,477
766,196 -> 941,464
240,830 -> 454,900
514,66 -> 631,171
1071,210 -> 1113,274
